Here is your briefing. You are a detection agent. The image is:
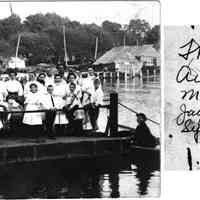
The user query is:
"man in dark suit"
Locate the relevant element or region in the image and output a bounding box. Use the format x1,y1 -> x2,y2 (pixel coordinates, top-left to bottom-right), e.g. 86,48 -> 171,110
134,113 -> 157,147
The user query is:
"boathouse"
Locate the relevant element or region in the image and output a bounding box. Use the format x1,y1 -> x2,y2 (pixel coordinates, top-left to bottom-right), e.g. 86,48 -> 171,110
93,44 -> 160,77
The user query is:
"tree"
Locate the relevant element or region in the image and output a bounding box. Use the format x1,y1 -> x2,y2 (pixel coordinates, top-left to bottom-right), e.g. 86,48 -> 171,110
102,20 -> 122,46
23,13 -> 49,32
0,39 -> 14,57
0,14 -> 22,40
11,32 -> 55,65
145,25 -> 160,46
127,19 -> 151,45
102,20 -> 121,33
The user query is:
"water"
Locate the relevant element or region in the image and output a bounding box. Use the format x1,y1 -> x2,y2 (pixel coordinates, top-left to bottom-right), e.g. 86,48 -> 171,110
100,77 -> 160,138
0,153 -> 160,198
0,77 -> 160,198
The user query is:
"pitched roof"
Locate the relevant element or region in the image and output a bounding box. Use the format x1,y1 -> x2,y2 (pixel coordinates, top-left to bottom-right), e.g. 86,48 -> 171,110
94,44 -> 160,65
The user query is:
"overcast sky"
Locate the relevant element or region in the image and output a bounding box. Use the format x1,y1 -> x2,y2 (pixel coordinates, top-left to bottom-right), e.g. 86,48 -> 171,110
0,1 -> 160,27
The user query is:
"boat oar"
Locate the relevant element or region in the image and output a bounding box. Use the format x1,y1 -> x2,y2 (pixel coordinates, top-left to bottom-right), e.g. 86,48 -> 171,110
118,102 -> 160,126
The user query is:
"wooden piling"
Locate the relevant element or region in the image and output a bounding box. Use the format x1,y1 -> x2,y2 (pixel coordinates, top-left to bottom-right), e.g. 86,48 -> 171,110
147,69 -> 149,82
103,72 -> 105,79
153,69 -> 156,82
110,93 -> 118,137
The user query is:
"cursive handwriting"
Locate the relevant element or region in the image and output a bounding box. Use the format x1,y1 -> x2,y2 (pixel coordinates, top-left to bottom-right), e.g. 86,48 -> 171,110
178,38 -> 200,60
181,89 -> 200,100
177,103 -> 200,125
176,64 -> 200,83
176,103 -> 200,143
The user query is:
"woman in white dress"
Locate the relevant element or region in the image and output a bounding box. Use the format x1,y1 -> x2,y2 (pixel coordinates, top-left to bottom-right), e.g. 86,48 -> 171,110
5,69 -> 24,105
24,72 -> 47,97
23,83 -> 44,138
52,73 -> 68,126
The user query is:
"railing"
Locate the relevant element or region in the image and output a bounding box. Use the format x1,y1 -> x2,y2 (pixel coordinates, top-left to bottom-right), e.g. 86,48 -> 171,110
0,93 -> 119,137
0,92 -> 160,137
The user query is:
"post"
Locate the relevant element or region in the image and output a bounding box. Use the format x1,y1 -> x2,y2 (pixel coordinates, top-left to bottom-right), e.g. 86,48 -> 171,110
94,36 -> 98,60
147,69 -> 149,83
123,32 -> 126,48
103,72 -> 105,79
125,69 -> 128,84
139,69 -> 143,87
15,34 -> 21,68
110,93 -> 118,137
116,71 -> 120,89
110,72 -> 113,79
153,69 -> 156,82
63,25 -> 68,64
117,71 -> 119,79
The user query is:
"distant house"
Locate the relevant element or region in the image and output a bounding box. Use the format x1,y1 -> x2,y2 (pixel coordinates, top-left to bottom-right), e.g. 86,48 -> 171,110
8,57 -> 26,69
94,44 -> 160,76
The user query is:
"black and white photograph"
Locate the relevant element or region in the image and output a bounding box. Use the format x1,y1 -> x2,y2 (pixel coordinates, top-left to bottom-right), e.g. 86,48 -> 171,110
0,1 -> 160,198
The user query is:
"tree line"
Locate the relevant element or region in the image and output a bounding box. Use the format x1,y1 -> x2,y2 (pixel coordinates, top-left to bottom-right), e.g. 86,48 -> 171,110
0,13 -> 160,66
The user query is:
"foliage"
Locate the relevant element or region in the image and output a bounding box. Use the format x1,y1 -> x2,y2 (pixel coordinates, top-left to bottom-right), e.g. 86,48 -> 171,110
0,13 -> 160,65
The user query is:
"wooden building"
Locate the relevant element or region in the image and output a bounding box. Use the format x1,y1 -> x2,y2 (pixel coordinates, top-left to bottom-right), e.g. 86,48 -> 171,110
94,44 -> 160,77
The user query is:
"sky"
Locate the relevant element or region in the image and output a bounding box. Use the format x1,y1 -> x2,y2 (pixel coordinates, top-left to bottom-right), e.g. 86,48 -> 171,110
0,1 -> 160,27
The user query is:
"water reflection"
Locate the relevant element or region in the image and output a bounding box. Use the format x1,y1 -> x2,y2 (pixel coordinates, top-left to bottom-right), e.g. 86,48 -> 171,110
0,153 -> 160,198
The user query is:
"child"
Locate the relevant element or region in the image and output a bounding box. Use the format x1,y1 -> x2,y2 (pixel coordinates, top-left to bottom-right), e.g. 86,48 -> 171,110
23,83 -> 44,139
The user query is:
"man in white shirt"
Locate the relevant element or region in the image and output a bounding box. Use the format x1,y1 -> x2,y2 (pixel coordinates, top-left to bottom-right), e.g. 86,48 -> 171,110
87,67 -> 96,81
45,69 -> 55,87
44,79 -> 68,127
63,82 -> 81,122
87,78 -> 104,131
63,82 -> 83,135
53,73 -> 68,99
42,85 -> 57,139
66,73 -> 82,98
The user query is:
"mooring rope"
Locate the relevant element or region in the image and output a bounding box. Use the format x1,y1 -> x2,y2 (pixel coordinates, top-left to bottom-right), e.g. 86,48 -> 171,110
118,102 -> 160,126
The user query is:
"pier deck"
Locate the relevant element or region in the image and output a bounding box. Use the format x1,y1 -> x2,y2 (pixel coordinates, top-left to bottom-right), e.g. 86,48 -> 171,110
0,136 -> 132,165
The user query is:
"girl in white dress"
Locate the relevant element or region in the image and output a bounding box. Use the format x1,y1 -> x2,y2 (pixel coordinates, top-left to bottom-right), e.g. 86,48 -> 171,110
23,83 -> 44,138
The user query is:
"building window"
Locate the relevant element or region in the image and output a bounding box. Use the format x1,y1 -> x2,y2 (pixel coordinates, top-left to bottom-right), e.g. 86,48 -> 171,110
144,57 -> 155,66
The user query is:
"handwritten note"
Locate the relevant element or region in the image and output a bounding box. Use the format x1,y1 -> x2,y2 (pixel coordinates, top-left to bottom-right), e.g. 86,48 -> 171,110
176,37 -> 200,143
165,26 -> 200,170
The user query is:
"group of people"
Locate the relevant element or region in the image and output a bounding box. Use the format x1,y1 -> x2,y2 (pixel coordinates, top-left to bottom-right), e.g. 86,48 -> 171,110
0,67 -> 104,139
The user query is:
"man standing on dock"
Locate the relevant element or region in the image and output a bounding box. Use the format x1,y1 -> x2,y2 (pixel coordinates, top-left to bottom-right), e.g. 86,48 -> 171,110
42,85 -> 57,139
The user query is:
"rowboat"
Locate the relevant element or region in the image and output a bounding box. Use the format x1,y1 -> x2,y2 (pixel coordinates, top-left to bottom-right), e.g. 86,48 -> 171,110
130,143 -> 160,163
130,144 -> 160,152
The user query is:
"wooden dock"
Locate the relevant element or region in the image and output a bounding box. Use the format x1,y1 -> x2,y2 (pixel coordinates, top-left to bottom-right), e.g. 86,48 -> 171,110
0,93 -> 134,166
0,136 -> 132,165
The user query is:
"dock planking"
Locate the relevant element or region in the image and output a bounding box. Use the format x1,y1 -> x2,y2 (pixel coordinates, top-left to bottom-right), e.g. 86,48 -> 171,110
0,136 -> 132,165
